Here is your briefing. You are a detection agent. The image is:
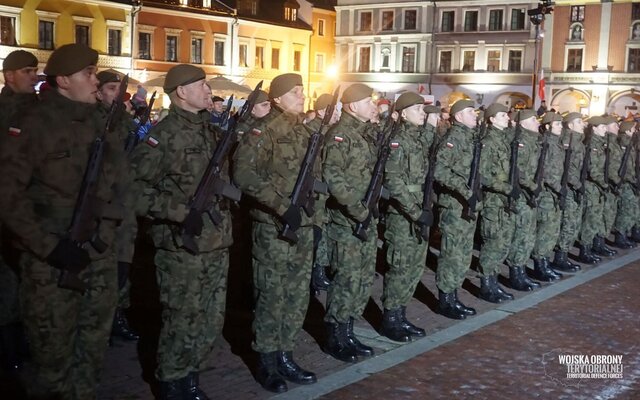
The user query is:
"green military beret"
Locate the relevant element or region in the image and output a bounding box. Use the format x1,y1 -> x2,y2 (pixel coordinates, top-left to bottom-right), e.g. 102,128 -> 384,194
449,99 -> 475,115
484,103 -> 508,120
255,90 -> 269,104
341,83 -> 373,104
44,44 -> 98,76
541,112 -> 562,124
603,115 -> 619,125
2,50 -> 38,71
563,112 -> 583,123
314,93 -> 333,111
516,109 -> 537,122
96,70 -> 122,88
269,73 -> 303,99
395,92 -> 424,111
620,120 -> 636,132
424,104 -> 440,114
163,64 -> 206,93
587,116 -> 608,126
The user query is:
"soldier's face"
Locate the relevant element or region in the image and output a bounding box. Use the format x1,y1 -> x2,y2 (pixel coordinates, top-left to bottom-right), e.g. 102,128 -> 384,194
4,66 -> 38,94
426,112 -> 440,127
350,97 -> 376,122
402,103 -> 425,126
521,116 -> 540,132
491,111 -> 510,130
569,118 -> 584,133
551,120 -> 563,135
252,100 -> 271,118
275,85 -> 305,114
59,65 -> 99,104
593,124 -> 607,136
456,107 -> 477,129
178,79 -> 210,112
608,123 -> 619,135
97,81 -> 120,107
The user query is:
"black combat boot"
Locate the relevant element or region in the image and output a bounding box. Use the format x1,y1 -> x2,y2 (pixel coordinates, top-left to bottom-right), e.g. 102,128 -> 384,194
346,317 -> 374,357
184,372 -> 209,400
532,257 -> 562,281
380,308 -> 411,342
592,235 -> 616,257
310,264 -> 331,293
256,351 -> 287,393
276,351 -> 317,385
509,266 -> 541,291
323,322 -> 358,362
578,244 -> 600,264
492,274 -> 514,300
479,274 -> 513,303
453,290 -> 476,316
549,251 -> 580,272
631,226 -> 640,242
437,289 -> 467,320
614,231 -> 636,249
399,306 -> 426,338
159,379 -> 186,400
111,308 -> 139,341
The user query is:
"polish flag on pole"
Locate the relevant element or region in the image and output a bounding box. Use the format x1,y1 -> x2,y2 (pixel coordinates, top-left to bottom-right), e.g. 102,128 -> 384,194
538,68 -> 546,101
418,84 -> 425,94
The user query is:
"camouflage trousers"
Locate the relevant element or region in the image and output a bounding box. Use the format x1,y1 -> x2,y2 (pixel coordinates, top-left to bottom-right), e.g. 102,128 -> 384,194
436,205 -> 477,294
557,190 -> 584,251
155,247 -> 228,381
615,183 -> 639,234
479,205 -> 514,276
580,182 -> 606,245
314,224 -> 330,267
325,222 -> 377,324
603,190 -> 618,236
532,190 -> 562,258
20,251 -> 117,400
382,213 -> 428,310
506,197 -> 537,266
0,257 -> 19,325
251,222 -> 312,353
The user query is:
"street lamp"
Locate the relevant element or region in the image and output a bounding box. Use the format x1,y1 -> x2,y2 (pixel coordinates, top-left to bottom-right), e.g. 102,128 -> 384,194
528,1 -> 554,108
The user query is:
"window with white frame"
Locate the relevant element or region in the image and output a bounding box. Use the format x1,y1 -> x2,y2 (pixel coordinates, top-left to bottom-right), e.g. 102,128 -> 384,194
75,25 -> 89,46
381,47 -> 391,69
441,11 -> 454,32
108,29 -> 122,55
464,10 -> 478,32
191,37 -> 202,64
401,45 -> 416,73
271,47 -> 280,69
255,45 -> 264,68
510,9 -> 525,30
487,50 -> 501,71
318,19 -> 325,36
214,39 -> 225,65
0,13 -> 17,46
315,53 -> 325,72
139,32 -> 152,59
508,50 -> 522,72
566,47 -> 583,72
462,50 -> 475,71
404,9 -> 417,30
381,10 -> 394,31
570,5 -> 585,23
166,35 -> 178,62
359,11 -> 372,32
439,50 -> 452,72
293,50 -> 301,72
488,9 -> 503,31
358,46 -> 371,72
628,47 -> 640,72
239,43 -> 248,67
39,20 -> 54,50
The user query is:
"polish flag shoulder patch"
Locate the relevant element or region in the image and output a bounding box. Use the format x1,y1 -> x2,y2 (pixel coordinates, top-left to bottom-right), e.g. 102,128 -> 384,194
390,141 -> 400,149
334,135 -> 344,142
446,142 -> 454,148
518,143 -> 524,148
8,127 -> 20,137
146,136 -> 159,147
251,128 -> 262,136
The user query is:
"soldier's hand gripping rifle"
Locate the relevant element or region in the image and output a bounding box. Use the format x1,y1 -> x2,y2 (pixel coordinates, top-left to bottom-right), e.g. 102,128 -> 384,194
507,114 -> 523,213
353,114 -> 399,241
417,133 -> 442,242
59,75 -> 130,293
530,131 -> 549,207
279,86 -> 339,244
125,90 -> 156,155
558,131 -> 573,211
462,118 -> 486,221
180,82 -> 263,255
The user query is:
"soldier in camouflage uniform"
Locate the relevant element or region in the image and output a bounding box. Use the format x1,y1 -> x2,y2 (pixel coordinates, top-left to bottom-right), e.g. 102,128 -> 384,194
94,70 -> 141,343
128,64 -> 231,399
614,121 -> 640,243
307,93 -> 338,293
503,110 -> 545,293
233,73 -> 319,393
380,92 -> 432,342
478,105 -> 537,303
0,50 -> 39,375
580,116 -> 615,261
0,44 -> 129,399
530,112 -> 566,281
605,117 -> 636,249
433,99 -> 480,320
553,113 -> 592,269
321,83 -> 378,362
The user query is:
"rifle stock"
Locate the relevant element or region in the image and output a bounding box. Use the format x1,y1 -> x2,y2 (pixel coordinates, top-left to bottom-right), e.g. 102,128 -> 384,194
418,132 -> 442,241
462,119 -> 486,221
530,132 -> 549,207
558,131 -> 573,211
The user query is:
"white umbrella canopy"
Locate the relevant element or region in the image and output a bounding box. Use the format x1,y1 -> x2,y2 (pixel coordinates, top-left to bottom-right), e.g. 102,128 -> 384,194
207,75 -> 251,98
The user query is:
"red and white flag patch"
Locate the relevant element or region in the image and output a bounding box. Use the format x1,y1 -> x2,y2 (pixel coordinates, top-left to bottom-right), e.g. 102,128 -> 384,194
390,142 -> 400,149
518,143 -> 524,148
334,136 -> 344,142
8,127 -> 20,137
251,128 -> 262,136
146,136 -> 159,147
446,142 -> 454,148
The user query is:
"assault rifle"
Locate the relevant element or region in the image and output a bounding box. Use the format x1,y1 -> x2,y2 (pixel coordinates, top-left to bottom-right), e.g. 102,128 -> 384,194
279,86 -> 339,243
353,114 -> 399,241
418,133 -> 442,242
614,135 -> 633,194
59,75 -> 129,293
507,114 -> 523,213
530,131 -> 549,207
604,133 -> 611,192
577,132 -> 591,202
125,90 -> 156,155
180,82 -> 263,255
558,131 -> 573,211
462,118 -> 486,221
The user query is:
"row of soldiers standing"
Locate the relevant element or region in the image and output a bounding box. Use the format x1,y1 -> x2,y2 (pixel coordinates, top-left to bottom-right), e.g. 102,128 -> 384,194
0,42 -> 639,400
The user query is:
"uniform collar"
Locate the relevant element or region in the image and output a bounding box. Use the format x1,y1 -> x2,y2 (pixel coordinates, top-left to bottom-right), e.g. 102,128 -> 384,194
170,104 -> 209,126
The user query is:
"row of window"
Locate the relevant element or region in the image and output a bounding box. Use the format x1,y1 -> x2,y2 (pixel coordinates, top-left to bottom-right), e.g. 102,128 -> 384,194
358,9 -> 418,32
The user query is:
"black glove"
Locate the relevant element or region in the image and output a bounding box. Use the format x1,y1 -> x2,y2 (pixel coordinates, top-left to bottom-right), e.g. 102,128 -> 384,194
46,238 -> 91,274
416,209 -> 434,227
281,205 -> 302,232
182,209 -> 204,237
